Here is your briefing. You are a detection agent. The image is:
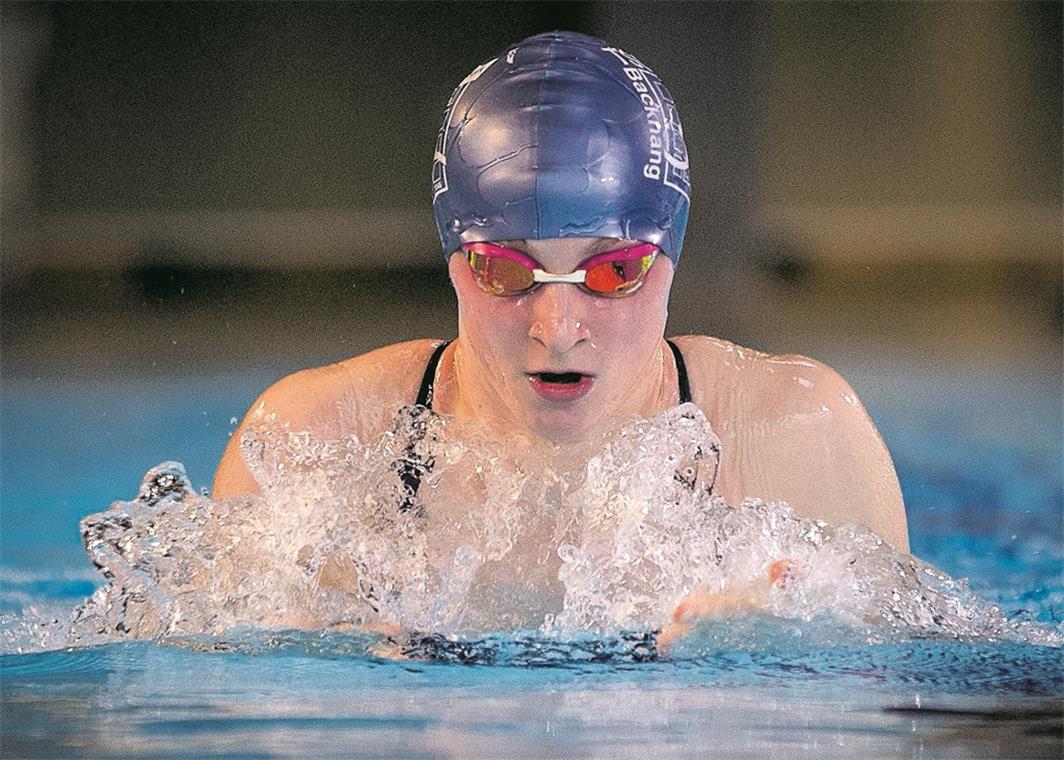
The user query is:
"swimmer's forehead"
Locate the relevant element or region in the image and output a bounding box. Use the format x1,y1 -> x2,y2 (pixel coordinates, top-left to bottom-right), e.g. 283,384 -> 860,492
493,237 -> 644,253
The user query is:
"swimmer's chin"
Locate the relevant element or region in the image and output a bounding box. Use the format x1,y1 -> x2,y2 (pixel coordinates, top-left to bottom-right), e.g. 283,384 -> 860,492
519,409 -> 634,448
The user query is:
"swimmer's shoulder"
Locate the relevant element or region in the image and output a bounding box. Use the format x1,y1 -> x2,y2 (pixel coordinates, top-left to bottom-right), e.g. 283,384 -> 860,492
671,334 -> 908,551
669,334 -> 853,416
212,339 -> 446,498
323,338 -> 449,424
256,339 -> 443,436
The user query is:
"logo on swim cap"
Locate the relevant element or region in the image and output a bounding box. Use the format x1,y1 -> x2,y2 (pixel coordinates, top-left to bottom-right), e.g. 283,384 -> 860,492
431,57 -> 498,205
431,31 -> 690,264
600,46 -> 690,202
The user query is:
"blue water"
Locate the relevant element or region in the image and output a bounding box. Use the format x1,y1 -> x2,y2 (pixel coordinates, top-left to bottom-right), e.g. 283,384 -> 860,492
1,360 -> 1061,757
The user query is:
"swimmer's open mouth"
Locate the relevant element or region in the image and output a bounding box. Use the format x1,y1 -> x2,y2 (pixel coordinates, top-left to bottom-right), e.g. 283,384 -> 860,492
527,372 -> 594,401
536,372 -> 584,384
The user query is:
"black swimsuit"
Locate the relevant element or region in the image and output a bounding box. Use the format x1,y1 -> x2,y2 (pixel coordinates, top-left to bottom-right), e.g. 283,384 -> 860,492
397,339 -> 699,512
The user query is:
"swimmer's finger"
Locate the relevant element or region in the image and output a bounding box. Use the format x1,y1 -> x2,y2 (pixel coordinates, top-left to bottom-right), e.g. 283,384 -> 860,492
655,621 -> 693,655
767,559 -> 799,588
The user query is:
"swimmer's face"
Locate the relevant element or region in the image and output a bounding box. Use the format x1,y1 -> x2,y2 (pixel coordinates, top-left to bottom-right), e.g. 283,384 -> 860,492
448,237 -> 674,441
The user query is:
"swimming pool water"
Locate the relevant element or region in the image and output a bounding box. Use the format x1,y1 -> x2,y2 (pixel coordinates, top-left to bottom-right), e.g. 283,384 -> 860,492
2,639 -> 1060,758
1,360 -> 1061,757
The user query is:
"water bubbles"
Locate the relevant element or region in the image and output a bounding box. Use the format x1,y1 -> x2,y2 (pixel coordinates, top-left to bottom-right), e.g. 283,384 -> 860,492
9,403 -> 1058,654
135,462 -> 194,505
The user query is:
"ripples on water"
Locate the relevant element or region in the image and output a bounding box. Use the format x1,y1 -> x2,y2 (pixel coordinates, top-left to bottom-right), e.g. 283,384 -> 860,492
2,637 -> 1059,760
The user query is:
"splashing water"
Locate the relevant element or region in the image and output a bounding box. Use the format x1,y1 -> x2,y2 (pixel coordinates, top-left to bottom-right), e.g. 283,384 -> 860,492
8,404 -> 1060,655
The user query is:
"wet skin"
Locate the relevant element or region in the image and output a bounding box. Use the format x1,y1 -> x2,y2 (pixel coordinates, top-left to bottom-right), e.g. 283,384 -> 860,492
441,238 -> 677,443
213,237 -> 909,634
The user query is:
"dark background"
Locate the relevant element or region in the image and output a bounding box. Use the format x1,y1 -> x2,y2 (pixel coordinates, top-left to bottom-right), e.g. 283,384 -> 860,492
1,2 -> 1060,490
3,2 -> 1060,373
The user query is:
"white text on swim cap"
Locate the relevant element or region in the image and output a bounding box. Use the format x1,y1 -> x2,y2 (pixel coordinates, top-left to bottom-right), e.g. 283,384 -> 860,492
601,46 -> 690,201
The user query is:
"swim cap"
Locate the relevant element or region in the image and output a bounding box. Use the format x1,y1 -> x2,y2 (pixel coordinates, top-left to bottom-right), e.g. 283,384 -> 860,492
432,31 -> 690,264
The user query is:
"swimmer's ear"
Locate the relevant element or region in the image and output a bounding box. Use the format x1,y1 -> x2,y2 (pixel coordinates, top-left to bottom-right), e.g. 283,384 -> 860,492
446,252 -> 466,290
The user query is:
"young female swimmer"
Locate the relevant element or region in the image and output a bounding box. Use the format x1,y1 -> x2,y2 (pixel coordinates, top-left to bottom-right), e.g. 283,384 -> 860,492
213,32 -> 908,642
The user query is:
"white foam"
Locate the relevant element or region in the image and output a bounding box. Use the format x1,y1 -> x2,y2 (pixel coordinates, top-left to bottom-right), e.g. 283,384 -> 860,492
8,402 -> 1058,653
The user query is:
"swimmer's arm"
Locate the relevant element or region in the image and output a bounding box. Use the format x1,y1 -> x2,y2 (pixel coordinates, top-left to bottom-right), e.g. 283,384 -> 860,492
759,360 -> 910,552
212,341 -> 441,500
212,367 -> 343,499
212,402 -> 266,498
676,337 -> 908,551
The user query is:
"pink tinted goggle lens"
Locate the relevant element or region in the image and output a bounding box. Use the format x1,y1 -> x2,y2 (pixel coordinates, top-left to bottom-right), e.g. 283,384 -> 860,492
462,242 -> 659,297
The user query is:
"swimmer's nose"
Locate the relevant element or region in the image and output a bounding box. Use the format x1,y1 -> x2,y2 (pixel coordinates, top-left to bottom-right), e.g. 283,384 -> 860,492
527,283 -> 591,352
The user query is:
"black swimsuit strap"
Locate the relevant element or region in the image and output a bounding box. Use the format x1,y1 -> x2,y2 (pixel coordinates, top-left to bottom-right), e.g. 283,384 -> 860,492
415,340 -> 452,409
665,339 -> 692,405
400,338 -> 698,515
397,340 -> 451,515
419,339 -> 689,407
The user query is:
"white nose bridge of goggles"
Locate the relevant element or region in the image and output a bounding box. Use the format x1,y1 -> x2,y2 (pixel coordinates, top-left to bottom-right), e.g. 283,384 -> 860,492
530,269 -> 587,284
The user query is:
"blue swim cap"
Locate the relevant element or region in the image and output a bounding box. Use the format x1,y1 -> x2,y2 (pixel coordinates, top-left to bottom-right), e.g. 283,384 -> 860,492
432,31 -> 690,264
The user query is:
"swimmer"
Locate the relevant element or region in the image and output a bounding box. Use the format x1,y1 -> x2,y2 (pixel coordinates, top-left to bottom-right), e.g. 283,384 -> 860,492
213,32 -> 908,639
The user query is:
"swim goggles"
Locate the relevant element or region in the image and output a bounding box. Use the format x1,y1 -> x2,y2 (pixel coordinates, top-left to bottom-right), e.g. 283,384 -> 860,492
462,241 -> 659,297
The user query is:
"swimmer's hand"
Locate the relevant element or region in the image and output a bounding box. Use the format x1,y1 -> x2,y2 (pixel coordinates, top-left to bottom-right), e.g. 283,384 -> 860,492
656,560 -> 798,654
